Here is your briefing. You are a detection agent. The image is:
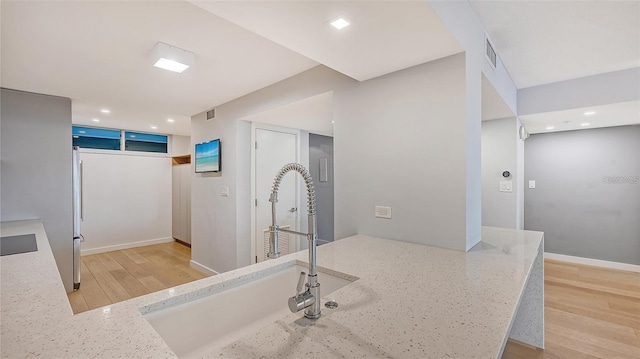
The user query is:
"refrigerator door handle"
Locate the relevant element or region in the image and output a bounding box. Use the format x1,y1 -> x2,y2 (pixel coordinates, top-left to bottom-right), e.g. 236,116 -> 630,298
80,160 -> 84,221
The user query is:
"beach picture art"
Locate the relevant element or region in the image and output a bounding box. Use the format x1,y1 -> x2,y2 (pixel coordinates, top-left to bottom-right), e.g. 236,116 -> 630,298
195,139 -> 220,173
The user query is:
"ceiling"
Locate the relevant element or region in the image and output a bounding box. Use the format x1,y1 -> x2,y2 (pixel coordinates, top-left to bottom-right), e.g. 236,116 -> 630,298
3,1 -> 638,137
0,1 -> 318,136
471,0 -> 639,134
519,100 -> 640,134
189,0 -> 464,81
1,0 -> 463,136
469,0 -> 640,89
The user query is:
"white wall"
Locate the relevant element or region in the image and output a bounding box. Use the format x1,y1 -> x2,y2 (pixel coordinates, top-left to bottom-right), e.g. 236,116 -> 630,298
79,151 -> 172,254
189,4 -> 523,268
481,118 -> 519,228
516,117 -> 525,229
239,92 -> 334,137
518,67 -> 640,115
1,89 -> 74,292
171,135 -> 190,156
191,66 -> 356,274
192,54 -> 484,272
427,0 -> 519,249
334,54 -> 468,250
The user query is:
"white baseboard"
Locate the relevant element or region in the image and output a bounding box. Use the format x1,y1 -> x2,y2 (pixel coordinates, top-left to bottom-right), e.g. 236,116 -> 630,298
81,237 -> 174,256
544,252 -> 640,273
190,260 -> 219,276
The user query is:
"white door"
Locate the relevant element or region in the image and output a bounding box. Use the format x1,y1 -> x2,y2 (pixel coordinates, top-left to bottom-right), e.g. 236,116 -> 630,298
255,128 -> 297,262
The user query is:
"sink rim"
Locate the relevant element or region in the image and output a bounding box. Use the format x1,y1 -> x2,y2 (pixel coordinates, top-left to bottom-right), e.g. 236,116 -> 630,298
138,259 -> 359,316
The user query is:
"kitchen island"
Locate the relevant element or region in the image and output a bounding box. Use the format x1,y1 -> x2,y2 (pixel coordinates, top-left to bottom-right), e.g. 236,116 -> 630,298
1,220 -> 543,358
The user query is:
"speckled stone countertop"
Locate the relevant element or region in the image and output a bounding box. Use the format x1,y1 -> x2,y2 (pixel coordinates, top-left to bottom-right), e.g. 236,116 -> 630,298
1,220 -> 543,359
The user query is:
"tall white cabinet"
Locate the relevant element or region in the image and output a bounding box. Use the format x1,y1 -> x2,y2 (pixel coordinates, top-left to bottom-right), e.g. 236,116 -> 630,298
172,156 -> 191,245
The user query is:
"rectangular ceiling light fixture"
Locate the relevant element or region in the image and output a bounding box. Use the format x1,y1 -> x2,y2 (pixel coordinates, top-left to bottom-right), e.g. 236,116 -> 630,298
151,42 -> 194,73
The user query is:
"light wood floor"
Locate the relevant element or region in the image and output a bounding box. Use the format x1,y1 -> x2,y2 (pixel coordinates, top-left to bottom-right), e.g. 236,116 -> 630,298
67,241 -> 210,314
502,259 -> 640,359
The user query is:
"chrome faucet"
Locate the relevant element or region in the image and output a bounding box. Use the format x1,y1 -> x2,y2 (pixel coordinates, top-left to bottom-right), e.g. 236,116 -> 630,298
268,163 -> 321,319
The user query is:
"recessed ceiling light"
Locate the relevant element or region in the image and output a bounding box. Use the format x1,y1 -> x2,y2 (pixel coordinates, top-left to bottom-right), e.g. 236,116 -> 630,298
92,118 -> 100,122
545,126 -> 555,130
581,123 -> 590,126
331,121 -> 335,124
100,109 -> 110,114
150,126 -> 158,130
151,42 -> 194,73
154,58 -> 190,73
167,118 -> 175,123
330,18 -> 350,30
584,111 -> 595,116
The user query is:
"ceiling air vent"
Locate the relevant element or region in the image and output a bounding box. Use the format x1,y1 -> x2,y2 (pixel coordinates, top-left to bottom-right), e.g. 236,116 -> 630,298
206,109 -> 216,121
485,33 -> 497,69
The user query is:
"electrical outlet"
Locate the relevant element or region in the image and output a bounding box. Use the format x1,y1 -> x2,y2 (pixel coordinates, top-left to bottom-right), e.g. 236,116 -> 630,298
221,186 -> 229,197
375,206 -> 392,219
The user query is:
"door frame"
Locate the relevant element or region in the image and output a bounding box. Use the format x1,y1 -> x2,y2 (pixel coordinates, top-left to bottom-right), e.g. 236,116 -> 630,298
250,122 -> 304,264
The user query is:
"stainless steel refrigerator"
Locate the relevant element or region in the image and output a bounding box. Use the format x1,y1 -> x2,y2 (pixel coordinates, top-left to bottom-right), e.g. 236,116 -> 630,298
72,147 -> 83,290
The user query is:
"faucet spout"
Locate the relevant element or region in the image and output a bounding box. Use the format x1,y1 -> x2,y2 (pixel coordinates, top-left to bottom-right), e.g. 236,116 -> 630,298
268,163 -> 321,319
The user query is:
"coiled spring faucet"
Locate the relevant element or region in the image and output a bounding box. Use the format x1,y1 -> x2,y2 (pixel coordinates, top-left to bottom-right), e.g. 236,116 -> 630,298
268,163 -> 321,319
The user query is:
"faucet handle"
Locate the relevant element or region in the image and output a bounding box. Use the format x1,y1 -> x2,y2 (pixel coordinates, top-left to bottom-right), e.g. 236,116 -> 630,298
296,271 -> 306,295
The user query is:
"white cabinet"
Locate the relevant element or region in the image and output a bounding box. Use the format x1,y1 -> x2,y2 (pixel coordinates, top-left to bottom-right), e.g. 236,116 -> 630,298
172,163 -> 191,244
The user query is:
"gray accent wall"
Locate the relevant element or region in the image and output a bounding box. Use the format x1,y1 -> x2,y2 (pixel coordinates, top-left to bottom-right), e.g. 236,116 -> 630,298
524,125 -> 640,265
1,88 -> 74,291
309,134 -> 334,242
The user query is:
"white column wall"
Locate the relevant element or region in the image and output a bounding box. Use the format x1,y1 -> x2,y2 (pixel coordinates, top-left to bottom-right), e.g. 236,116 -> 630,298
334,54 -> 469,250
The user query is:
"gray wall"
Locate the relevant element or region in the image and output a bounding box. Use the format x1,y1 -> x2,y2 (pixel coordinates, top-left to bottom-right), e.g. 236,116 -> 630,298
524,125 -> 640,265
309,134 -> 334,243
481,118 -> 519,228
1,88 -> 74,291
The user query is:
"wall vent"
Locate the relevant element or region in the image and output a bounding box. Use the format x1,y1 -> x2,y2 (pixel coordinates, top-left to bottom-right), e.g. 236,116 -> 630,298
485,33 -> 497,69
206,109 -> 216,120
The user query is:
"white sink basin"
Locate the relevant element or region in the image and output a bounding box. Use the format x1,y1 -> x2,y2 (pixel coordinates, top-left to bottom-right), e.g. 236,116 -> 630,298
142,260 -> 357,358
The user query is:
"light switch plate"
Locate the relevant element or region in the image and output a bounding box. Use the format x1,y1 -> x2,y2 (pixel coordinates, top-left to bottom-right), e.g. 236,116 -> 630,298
499,181 -> 513,192
221,186 -> 229,197
528,180 -> 536,189
375,206 -> 392,219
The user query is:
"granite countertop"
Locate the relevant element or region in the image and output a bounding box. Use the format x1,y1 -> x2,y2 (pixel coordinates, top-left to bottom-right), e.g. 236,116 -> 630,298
0,220 -> 543,358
